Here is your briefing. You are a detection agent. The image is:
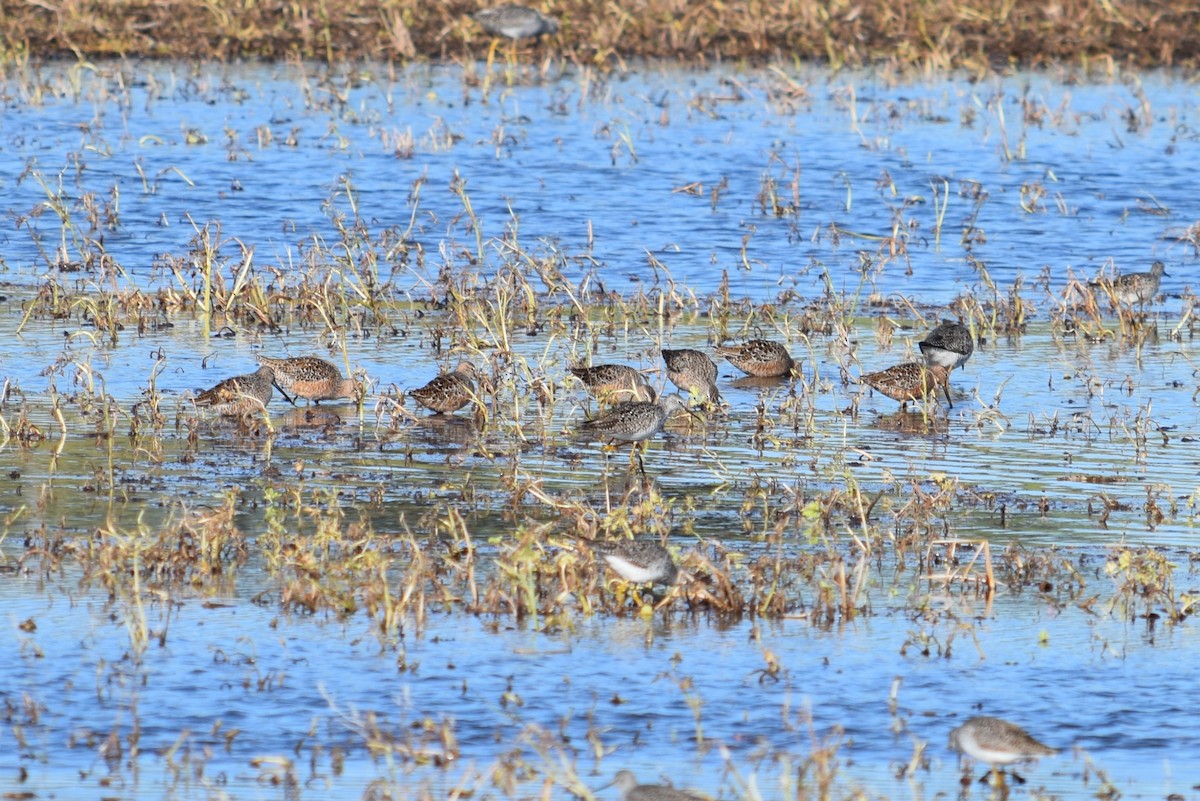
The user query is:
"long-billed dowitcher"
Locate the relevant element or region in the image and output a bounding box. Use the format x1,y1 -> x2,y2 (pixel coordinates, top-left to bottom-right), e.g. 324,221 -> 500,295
1092,261 -> 1168,309
715,339 -> 795,378
195,366 -> 274,417
410,361 -> 478,415
860,362 -> 951,412
568,363 -> 653,403
948,716 -> 1057,783
579,394 -> 692,444
578,393 -> 694,475
256,355 -> 358,405
472,4 -> 559,39
918,321 -> 974,371
579,540 -> 678,586
606,770 -> 708,801
661,349 -> 720,406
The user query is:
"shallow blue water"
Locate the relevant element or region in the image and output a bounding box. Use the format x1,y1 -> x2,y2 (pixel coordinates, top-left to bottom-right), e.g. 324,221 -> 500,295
1,60 -> 1199,800
2,563 -> 1197,799
0,63 -> 1195,304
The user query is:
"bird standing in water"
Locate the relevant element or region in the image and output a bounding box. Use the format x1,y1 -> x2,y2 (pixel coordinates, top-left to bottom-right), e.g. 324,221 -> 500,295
472,4 -> 559,39
195,366 -> 275,418
410,361 -> 479,415
472,4 -> 559,66
948,716 -> 1058,785
604,770 -> 709,801
661,348 -> 720,408
918,320 -> 973,406
715,339 -> 795,378
568,363 -> 654,404
256,355 -> 360,405
578,393 -> 695,476
1091,261 -> 1168,314
859,362 -> 951,412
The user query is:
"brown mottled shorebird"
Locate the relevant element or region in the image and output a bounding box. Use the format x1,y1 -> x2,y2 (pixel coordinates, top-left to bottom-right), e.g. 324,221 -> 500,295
661,349 -> 720,406
410,361 -> 478,415
580,394 -> 691,444
256,355 -> 359,405
195,366 -> 274,417
578,393 -> 695,475
579,540 -> 678,587
948,716 -> 1057,783
918,321 -> 974,371
606,770 -> 708,801
568,363 -> 654,403
1092,261 -> 1168,310
715,339 -> 795,378
472,4 -> 559,39
860,362 -> 951,412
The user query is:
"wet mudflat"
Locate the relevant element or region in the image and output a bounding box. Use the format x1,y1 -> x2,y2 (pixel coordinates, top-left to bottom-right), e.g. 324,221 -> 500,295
0,59 -> 1198,800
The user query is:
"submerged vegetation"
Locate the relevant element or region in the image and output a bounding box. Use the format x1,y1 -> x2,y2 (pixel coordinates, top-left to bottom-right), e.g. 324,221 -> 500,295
0,0 -> 1198,72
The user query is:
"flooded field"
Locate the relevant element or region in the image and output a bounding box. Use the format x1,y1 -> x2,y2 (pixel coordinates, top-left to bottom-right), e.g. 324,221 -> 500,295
0,59 -> 1198,800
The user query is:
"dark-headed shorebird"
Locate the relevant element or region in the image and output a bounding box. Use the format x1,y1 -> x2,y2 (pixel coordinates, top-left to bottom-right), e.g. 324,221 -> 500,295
715,339 -> 795,378
948,716 -> 1057,784
256,355 -> 359,405
918,321 -> 973,371
661,348 -> 720,407
918,321 -> 973,406
410,361 -> 478,415
859,362 -> 951,412
472,4 -> 559,39
195,366 -> 275,417
568,363 -> 654,404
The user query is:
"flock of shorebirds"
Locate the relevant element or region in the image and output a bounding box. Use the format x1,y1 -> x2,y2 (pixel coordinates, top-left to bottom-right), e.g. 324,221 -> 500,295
195,321 -> 972,438
194,315 -> 973,416
190,322 -> 1054,789
560,321 -> 973,474
191,195 -> 1164,795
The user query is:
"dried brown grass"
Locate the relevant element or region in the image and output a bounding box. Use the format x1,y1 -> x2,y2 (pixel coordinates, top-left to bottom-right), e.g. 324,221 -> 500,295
0,0 -> 1195,71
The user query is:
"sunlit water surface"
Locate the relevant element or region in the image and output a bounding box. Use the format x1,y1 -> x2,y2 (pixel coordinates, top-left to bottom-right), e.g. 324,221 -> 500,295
0,59 -> 1198,799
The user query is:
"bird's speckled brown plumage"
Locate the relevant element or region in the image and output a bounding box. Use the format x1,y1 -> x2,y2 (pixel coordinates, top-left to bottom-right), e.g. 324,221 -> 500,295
715,339 -> 795,377
410,361 -> 478,414
195,366 -> 275,417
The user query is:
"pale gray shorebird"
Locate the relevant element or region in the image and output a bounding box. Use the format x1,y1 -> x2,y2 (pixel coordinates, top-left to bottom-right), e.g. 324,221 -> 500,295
410,361 -> 478,415
568,363 -> 654,404
578,393 -> 695,475
195,366 -> 274,417
256,355 -> 359,405
918,321 -> 973,406
579,540 -> 678,587
661,348 -> 720,407
472,4 -> 559,39
715,339 -> 795,378
859,362 -> 951,412
606,770 -> 708,801
948,716 -> 1057,783
1091,261 -> 1168,311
